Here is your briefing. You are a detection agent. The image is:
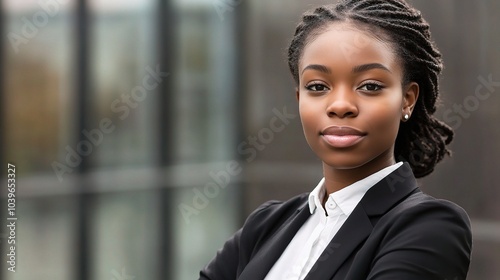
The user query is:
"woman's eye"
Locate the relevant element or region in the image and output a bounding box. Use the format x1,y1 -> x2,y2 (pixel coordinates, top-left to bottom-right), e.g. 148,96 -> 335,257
306,84 -> 329,92
359,83 -> 384,91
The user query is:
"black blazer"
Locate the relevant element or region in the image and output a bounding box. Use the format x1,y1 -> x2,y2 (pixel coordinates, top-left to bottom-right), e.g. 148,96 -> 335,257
200,163 -> 472,280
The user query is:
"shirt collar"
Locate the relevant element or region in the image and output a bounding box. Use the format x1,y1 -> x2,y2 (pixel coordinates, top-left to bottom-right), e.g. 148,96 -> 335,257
308,162 -> 403,215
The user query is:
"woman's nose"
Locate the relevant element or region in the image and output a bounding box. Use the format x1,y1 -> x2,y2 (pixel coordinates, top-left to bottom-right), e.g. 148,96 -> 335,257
326,88 -> 359,118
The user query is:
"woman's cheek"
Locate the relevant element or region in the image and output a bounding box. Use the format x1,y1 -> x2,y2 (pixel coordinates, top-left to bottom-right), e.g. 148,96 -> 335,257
365,103 -> 401,141
299,103 -> 320,143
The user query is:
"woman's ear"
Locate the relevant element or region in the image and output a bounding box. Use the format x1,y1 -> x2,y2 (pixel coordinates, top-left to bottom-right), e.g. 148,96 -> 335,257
295,88 -> 300,102
403,82 -> 419,117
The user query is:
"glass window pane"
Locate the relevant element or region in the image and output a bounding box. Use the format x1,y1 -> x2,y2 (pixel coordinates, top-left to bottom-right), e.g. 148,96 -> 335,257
174,183 -> 241,280
2,197 -> 77,280
171,3 -> 241,279
3,0 -> 75,175
173,4 -> 238,163
88,0 -> 159,169
91,191 -> 160,280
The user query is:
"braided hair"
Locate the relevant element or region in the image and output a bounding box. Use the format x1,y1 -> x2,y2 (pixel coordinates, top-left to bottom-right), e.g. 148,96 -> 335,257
287,0 -> 453,177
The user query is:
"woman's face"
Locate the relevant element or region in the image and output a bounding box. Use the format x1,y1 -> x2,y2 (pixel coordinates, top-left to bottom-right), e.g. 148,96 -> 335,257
297,23 -> 417,171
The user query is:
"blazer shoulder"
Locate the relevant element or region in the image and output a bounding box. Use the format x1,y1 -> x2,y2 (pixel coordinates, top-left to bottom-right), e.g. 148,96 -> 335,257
385,192 -> 471,226
367,192 -> 473,279
243,192 -> 309,228
241,193 -> 309,249
360,192 -> 472,280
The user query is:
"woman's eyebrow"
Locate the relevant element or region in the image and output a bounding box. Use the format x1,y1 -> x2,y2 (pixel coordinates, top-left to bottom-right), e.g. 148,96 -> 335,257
301,63 -> 391,75
301,64 -> 332,75
352,63 -> 391,74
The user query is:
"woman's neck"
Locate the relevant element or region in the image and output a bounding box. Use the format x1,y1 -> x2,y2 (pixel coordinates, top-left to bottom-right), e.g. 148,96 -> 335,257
322,157 -> 396,196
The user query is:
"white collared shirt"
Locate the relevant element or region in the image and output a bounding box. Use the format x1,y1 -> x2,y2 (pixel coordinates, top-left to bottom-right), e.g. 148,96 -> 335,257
264,162 -> 403,280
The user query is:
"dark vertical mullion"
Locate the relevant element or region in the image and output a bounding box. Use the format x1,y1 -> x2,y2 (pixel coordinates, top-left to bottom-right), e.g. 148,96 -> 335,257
75,0 -> 91,279
158,0 -> 175,165
234,1 -> 249,224
157,0 -> 176,279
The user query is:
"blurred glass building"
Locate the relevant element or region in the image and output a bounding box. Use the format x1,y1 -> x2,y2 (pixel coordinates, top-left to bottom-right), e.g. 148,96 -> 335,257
0,0 -> 499,279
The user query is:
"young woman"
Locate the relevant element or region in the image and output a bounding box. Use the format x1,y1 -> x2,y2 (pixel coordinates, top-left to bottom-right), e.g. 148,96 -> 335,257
200,0 -> 472,279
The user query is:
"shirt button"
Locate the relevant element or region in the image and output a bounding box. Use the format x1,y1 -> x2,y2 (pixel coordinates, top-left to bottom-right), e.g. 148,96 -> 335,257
327,201 -> 336,209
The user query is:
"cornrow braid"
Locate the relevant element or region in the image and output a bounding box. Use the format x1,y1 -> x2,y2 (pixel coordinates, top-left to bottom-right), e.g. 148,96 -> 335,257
287,0 -> 454,177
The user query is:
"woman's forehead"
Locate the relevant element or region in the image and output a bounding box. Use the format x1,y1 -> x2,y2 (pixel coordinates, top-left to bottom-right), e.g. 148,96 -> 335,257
299,23 -> 401,74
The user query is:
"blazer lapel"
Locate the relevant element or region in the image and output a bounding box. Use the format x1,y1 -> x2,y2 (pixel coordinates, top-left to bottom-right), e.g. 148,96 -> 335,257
238,201 -> 311,280
304,162 -> 419,279
304,204 -> 373,280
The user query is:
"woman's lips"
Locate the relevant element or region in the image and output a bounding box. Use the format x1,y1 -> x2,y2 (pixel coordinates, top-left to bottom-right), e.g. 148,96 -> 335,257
321,134 -> 365,148
320,126 -> 367,148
